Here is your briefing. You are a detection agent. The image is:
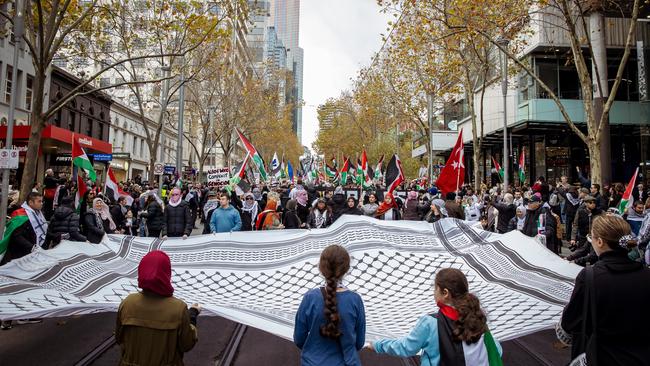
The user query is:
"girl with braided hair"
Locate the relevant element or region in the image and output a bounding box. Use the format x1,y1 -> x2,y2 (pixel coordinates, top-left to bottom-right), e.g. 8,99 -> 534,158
293,245 -> 366,366
368,268 -> 503,366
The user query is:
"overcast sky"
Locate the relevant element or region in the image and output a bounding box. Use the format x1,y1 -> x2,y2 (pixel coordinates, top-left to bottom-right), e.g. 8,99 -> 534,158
300,0 -> 391,149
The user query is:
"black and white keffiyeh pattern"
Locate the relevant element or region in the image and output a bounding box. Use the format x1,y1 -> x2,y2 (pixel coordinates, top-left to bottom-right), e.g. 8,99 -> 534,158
21,202 -> 48,248
0,217 -> 580,342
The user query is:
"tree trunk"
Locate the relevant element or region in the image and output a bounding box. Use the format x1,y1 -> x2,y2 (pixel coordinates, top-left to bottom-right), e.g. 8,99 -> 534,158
147,153 -> 156,183
588,138 -> 602,187
19,69 -> 47,201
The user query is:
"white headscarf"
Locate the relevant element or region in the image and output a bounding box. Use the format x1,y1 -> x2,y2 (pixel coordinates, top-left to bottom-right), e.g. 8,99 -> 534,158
92,198 -> 116,231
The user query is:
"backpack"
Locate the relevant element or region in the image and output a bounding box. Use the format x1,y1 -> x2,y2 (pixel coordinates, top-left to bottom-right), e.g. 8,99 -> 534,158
550,211 -> 563,239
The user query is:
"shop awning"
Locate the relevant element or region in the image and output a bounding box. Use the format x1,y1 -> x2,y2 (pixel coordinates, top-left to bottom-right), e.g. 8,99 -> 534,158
0,125 -> 112,154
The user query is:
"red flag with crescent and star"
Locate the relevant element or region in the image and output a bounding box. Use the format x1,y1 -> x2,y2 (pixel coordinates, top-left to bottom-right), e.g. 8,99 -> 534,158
436,130 -> 465,196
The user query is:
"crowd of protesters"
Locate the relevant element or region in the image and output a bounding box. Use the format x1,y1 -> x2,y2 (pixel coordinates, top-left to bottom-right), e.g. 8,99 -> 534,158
2,167 -> 650,366
4,166 -> 650,270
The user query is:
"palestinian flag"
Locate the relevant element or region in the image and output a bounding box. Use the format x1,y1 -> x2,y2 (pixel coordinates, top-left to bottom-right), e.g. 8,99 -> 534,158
374,154 -> 384,180
230,153 -> 250,187
236,129 -> 268,182
356,158 -> 364,185
0,208 -> 29,261
492,156 -> 504,181
105,167 -> 134,206
618,168 -> 639,214
385,154 -> 405,193
325,164 -> 338,179
518,148 -> 526,183
361,150 -> 371,184
75,174 -> 89,212
72,134 -> 97,182
340,158 -> 350,185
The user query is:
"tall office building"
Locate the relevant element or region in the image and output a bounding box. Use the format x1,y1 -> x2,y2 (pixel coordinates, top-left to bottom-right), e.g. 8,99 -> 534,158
270,0 -> 303,143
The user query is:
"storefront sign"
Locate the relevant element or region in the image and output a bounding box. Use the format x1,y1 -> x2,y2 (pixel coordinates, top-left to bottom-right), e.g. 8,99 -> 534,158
110,161 -> 125,170
0,149 -> 19,169
112,152 -> 131,159
51,153 -> 72,166
90,153 -> 112,162
164,165 -> 176,175
207,167 -> 230,186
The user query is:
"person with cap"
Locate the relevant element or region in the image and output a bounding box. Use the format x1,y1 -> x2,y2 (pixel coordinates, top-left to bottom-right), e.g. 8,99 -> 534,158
210,190 -> 242,233
522,194 -> 557,252
507,206 -> 527,233
116,250 -> 200,365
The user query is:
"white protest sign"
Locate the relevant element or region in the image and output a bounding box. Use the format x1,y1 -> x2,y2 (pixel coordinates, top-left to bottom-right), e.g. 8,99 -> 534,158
207,167 -> 230,187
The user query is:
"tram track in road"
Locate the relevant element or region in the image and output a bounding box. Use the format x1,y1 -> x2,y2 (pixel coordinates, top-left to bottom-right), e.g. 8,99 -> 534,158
74,334 -> 116,366
216,322 -> 248,366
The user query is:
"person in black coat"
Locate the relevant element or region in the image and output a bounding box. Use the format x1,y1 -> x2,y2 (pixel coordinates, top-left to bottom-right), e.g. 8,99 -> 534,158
162,188 -> 193,239
492,193 -> 517,234
329,188 -> 347,222
282,199 -> 303,229
83,198 -> 116,244
46,196 -> 87,247
340,196 -> 363,216
558,215 -> 650,366
140,195 -> 165,238
0,192 -> 45,266
240,192 -> 259,232
522,195 -> 557,252
567,197 -> 603,265
110,196 -> 128,233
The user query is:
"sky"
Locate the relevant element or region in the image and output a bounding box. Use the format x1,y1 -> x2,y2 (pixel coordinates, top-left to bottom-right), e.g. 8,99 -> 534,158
300,0 -> 391,150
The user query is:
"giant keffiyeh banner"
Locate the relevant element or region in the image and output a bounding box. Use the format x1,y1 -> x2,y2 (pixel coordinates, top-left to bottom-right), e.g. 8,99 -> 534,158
0,217 -> 580,341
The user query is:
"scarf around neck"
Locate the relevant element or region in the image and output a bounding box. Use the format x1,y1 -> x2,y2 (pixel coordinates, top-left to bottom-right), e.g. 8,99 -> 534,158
437,301 -> 459,321
21,202 -> 48,248
203,199 -> 219,218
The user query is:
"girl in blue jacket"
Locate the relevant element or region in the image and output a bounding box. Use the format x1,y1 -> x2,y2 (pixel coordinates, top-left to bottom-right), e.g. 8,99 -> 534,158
293,245 -> 366,366
368,268 -> 502,366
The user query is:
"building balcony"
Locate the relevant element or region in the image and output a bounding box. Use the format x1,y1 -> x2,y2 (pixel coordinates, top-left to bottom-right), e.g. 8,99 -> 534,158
516,99 -> 650,125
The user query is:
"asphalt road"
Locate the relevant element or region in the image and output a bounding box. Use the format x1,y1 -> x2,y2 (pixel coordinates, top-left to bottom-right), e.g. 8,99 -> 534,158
0,312 -> 570,365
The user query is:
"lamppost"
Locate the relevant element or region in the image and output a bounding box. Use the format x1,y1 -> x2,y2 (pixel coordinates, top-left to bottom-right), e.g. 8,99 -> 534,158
0,0 -> 24,236
497,37 -> 510,191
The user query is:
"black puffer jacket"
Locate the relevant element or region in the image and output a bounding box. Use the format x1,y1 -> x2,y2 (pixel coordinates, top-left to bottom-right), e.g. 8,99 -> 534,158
162,201 -> 193,237
46,206 -> 87,246
82,211 -> 107,244
141,201 -> 164,232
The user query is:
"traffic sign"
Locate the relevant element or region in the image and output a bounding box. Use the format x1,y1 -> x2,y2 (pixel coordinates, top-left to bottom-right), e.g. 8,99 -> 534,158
154,163 -> 164,175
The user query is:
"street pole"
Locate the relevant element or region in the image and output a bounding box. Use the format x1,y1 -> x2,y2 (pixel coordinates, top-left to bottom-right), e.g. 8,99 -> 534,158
427,93 -> 434,182
499,38 -> 510,192
176,73 -> 185,180
158,66 -> 171,197
0,0 -> 24,236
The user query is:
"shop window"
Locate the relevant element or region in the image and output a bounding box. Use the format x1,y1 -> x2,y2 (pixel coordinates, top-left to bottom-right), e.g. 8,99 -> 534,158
25,75 -> 33,111
535,140 -> 546,181
4,65 -> 12,104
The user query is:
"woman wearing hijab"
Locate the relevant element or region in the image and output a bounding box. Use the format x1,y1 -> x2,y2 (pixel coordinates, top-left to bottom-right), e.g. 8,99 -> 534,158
308,198 -> 333,229
283,199 -> 303,229
162,188 -> 193,239
116,251 -> 201,365
341,196 -> 363,216
83,198 -> 116,244
375,192 -> 401,220
256,199 -> 284,230
240,192 -> 259,231
295,189 -> 311,224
